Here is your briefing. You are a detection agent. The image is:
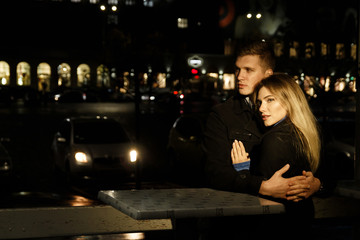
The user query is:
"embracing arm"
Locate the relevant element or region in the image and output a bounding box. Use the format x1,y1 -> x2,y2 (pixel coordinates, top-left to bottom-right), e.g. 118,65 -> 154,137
256,132 -> 317,201
286,170 -> 321,201
230,140 -> 304,199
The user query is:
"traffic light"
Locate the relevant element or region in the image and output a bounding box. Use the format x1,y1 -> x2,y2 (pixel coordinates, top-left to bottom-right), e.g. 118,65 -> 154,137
191,68 -> 199,79
191,68 -> 198,74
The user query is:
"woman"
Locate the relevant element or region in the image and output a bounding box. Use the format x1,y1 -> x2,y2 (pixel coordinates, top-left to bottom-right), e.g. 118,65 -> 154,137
232,73 -> 321,235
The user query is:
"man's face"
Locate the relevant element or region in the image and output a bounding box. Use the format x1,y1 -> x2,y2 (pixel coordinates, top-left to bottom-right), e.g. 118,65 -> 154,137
235,55 -> 272,96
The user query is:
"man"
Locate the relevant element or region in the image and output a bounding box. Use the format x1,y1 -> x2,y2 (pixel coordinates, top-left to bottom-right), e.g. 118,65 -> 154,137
204,38 -> 321,201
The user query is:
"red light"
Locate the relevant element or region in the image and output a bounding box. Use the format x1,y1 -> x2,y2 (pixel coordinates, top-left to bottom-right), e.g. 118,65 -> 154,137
191,68 -> 198,74
173,91 -> 178,95
194,75 -> 199,79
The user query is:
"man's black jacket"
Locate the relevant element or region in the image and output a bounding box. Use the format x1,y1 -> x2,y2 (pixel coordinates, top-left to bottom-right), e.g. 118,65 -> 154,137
203,93 -> 264,195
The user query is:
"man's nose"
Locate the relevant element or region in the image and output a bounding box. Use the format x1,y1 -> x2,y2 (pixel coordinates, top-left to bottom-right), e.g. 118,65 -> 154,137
237,70 -> 245,80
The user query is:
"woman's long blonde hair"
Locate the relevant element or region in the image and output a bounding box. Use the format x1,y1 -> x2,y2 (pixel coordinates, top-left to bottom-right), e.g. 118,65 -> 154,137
252,73 -> 321,172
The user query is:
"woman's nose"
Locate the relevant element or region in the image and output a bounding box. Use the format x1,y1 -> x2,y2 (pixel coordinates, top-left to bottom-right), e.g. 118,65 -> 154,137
259,103 -> 265,112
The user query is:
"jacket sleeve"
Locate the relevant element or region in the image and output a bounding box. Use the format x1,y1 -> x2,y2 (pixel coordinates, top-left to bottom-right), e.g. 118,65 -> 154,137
257,132 -> 309,179
203,110 -> 263,195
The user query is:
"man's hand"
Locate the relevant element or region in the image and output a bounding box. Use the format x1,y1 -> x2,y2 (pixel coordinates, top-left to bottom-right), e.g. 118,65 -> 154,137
286,171 -> 321,202
259,164 -> 306,200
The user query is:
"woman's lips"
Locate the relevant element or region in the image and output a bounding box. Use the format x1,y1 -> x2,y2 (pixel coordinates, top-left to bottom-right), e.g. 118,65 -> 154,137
262,115 -> 270,121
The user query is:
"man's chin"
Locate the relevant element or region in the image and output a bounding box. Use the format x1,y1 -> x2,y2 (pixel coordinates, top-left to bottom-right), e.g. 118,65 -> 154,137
238,89 -> 251,96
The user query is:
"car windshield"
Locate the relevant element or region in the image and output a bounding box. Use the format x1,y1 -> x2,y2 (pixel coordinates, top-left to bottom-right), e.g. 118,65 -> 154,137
73,119 -> 130,144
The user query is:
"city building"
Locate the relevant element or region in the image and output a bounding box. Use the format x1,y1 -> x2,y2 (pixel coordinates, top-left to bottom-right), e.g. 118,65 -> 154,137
0,0 -> 357,101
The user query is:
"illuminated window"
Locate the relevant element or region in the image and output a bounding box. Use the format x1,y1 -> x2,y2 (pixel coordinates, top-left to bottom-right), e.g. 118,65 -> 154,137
334,78 -> 346,91
57,63 -> 71,87
207,73 -> 218,79
142,72 -> 148,85
324,77 -> 331,92
17,62 -> 31,86
122,72 -> 130,88
336,43 -> 345,59
319,76 -> 331,92
274,42 -> 283,57
0,61 -> 10,85
97,64 -> 110,87
125,0 -> 135,6
351,43 -> 357,60
143,0 -> 153,7
349,78 -> 356,92
110,68 -> 117,80
320,43 -> 329,57
305,42 -> 315,59
224,39 -> 234,55
223,73 -> 235,90
77,64 -> 91,87
177,18 -> 188,29
289,41 -> 299,58
156,73 -> 166,88
37,62 -> 51,92
303,75 -> 315,97
206,73 -> 219,89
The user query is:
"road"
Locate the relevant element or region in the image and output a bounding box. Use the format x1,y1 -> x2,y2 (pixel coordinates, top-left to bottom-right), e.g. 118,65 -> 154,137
0,98 -> 358,240
0,95 -> 356,208
0,100 -> 182,207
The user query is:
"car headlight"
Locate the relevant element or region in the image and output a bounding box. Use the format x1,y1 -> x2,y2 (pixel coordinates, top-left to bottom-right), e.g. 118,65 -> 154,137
0,162 -> 10,171
75,152 -> 88,164
130,149 -> 137,163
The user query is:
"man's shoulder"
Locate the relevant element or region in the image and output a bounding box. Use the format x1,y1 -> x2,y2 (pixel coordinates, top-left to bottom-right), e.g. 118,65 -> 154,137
212,95 -> 243,113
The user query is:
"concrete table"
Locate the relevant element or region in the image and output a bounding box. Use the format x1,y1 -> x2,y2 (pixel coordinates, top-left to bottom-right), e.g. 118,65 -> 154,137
98,188 -> 285,220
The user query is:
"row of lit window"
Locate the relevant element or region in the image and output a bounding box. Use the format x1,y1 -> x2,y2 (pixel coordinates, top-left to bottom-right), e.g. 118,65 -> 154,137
0,60 -> 356,97
274,41 -> 357,60
186,71 -> 356,96
0,61 -> 172,92
0,61 -> 114,91
224,41 -> 357,60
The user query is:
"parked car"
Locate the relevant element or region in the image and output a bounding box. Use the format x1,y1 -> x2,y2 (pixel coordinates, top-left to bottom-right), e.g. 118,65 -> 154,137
49,88 -> 87,103
51,116 -> 138,180
0,137 -> 12,178
320,117 -> 355,181
166,115 -> 206,186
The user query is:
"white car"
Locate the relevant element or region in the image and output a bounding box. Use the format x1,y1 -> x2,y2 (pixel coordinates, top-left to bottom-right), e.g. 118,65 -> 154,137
51,116 -> 138,180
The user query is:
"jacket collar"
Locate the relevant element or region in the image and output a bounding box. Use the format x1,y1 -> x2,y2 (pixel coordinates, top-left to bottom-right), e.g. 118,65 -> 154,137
233,92 -> 252,114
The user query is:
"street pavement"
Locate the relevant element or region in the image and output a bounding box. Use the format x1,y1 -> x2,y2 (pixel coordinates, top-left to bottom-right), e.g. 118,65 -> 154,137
0,100 -> 359,239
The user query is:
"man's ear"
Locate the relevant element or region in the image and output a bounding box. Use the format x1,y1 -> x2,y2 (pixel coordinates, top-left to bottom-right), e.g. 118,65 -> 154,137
265,69 -> 273,77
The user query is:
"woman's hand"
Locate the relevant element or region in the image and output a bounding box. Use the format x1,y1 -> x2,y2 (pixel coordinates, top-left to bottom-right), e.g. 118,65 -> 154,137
231,140 -> 250,164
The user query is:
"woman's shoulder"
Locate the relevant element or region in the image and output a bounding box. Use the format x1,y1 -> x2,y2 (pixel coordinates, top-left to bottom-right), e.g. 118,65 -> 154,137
262,122 -> 293,139
261,122 -> 295,151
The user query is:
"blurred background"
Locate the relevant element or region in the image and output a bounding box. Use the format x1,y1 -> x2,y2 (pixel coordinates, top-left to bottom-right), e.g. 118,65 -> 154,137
0,1 -> 357,237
